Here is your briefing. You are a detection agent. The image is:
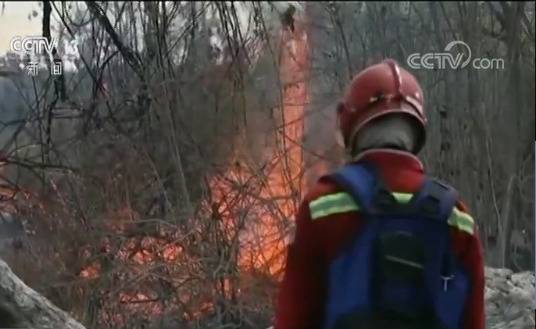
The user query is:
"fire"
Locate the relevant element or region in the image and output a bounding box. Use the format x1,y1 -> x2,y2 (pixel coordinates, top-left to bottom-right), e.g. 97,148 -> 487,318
208,9 -> 311,276
79,261 -> 101,279
72,5 -> 312,325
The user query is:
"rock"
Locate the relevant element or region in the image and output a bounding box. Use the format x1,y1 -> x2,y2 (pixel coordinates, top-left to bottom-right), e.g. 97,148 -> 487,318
485,267 -> 535,329
0,258 -> 86,329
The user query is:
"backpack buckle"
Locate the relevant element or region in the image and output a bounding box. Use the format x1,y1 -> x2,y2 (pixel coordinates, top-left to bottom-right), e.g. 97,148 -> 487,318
441,275 -> 455,292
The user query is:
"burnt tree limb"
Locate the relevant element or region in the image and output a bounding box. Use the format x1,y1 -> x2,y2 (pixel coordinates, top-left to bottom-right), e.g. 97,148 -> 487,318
0,258 -> 86,329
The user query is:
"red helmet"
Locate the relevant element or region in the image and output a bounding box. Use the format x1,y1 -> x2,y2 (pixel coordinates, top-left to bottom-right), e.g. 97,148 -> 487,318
337,59 -> 426,153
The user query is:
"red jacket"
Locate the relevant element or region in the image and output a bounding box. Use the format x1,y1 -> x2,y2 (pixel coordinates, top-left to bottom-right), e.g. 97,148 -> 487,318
274,149 -> 485,329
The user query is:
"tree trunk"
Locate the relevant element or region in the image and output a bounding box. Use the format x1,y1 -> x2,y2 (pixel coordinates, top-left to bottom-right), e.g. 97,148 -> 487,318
0,258 -> 86,329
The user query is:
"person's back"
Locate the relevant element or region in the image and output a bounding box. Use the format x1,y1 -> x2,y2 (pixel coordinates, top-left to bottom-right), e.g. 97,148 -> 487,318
274,59 -> 485,329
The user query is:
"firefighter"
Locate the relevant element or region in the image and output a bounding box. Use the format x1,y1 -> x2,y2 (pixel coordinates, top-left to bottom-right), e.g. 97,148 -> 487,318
274,59 -> 485,329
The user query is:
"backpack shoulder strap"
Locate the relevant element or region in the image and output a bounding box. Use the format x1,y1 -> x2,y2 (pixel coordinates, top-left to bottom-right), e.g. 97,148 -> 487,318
410,177 -> 459,222
328,164 -> 459,222
412,179 -> 468,329
328,163 -> 380,215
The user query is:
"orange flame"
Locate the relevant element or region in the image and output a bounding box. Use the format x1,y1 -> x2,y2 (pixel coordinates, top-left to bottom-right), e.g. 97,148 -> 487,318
75,7 -> 313,324
208,10 -> 311,276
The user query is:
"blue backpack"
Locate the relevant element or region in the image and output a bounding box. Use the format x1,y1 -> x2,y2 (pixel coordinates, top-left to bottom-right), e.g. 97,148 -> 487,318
323,163 -> 471,329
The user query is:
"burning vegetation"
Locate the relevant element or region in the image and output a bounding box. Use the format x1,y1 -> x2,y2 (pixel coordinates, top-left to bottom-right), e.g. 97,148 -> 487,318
1,5 -> 312,328
2,2 -> 532,329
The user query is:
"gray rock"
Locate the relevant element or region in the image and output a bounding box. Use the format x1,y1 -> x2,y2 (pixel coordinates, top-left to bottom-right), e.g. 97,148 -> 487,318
485,267 -> 535,329
0,258 -> 87,329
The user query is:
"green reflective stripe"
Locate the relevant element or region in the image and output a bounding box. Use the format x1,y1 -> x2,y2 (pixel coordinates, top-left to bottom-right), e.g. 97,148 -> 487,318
310,191 -> 475,236
392,192 -> 413,204
310,192 -> 358,220
310,192 -> 354,210
448,207 -> 475,235
312,203 -> 360,219
310,191 -> 415,220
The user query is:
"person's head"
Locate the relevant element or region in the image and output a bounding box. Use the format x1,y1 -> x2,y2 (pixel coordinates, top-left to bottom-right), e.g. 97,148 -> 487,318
336,59 -> 426,158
